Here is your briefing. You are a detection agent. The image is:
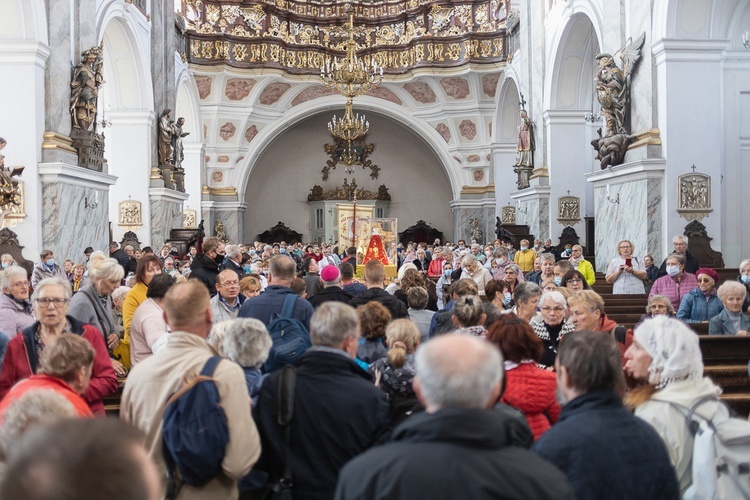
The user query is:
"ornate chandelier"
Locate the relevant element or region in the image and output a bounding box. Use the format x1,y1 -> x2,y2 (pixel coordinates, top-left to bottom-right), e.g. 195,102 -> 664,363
321,8 -> 382,171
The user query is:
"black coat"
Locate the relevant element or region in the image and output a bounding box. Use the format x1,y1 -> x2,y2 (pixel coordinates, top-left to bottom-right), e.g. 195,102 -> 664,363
110,249 -> 130,271
254,350 -> 390,500
335,408 -> 574,500
219,257 -> 244,281
348,288 -> 409,319
532,390 -> 679,500
308,286 -> 353,308
189,253 -> 221,296
393,289 -> 438,312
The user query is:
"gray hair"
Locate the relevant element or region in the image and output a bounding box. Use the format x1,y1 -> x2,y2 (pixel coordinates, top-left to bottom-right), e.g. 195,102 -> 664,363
225,244 -> 242,259
672,235 -> 688,244
407,286 -> 428,310
739,259 -> 750,273
513,281 -> 541,304
310,302 -> 359,347
86,257 -> 124,287
460,254 -> 478,268
665,253 -> 685,266
539,290 -> 567,310
0,266 -> 27,291
493,247 -> 508,259
0,390 -> 75,457
717,281 -> 747,303
539,253 -> 556,264
208,320 -> 234,355
1,254 -> 15,263
31,277 -> 72,302
111,286 -> 131,303
646,294 -> 675,314
222,318 -> 272,368
504,263 -> 521,276
415,335 -> 503,409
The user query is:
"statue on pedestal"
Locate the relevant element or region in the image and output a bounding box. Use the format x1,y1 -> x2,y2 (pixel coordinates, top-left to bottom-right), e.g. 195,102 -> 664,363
591,33 -> 645,169
0,138 -> 25,225
158,109 -> 175,167
171,117 -> 190,170
513,98 -> 534,190
70,45 -> 107,171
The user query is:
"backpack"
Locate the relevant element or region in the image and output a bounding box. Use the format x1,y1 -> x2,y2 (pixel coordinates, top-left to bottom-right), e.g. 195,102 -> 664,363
669,395 -> 750,500
162,356 -> 229,498
263,294 -> 311,373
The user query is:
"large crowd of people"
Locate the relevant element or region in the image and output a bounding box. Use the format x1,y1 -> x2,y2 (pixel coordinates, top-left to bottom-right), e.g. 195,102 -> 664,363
0,234 -> 748,499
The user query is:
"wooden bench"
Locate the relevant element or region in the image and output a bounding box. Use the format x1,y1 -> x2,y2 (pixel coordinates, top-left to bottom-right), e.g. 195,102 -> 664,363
699,335 -> 750,416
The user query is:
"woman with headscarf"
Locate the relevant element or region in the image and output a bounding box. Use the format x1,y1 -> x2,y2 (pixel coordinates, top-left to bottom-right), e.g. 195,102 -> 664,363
624,316 -> 724,495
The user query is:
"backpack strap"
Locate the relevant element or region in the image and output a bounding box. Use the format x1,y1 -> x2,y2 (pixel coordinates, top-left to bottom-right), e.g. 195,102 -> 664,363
200,356 -> 223,377
280,293 -> 297,319
664,395 -> 721,435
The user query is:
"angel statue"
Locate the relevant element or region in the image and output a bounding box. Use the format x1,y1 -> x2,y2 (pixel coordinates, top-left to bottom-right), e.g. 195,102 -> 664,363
595,33 -> 645,137
592,33 -> 645,168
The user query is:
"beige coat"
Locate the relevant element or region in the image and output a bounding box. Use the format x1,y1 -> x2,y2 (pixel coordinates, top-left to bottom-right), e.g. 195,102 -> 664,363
121,331 -> 260,500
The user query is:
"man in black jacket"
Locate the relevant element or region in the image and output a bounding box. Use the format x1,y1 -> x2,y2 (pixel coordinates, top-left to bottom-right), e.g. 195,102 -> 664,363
308,265 -> 353,308
109,241 -> 130,273
348,260 -> 408,319
253,302 -> 390,500
335,335 -> 574,500
188,236 -> 224,296
532,330 -> 679,500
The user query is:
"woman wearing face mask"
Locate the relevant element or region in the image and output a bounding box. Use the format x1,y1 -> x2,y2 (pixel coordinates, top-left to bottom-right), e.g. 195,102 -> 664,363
738,259 -> 750,313
605,240 -> 647,294
1,253 -> 16,269
435,263 -> 453,309
31,250 -> 67,289
513,239 -> 535,273
485,279 -> 513,310
567,245 -> 595,286
648,253 -> 698,311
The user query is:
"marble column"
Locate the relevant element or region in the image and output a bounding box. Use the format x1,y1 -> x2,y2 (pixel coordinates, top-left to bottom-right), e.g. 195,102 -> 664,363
511,186 -> 550,242
182,143 -> 204,213
449,199 -> 496,245
150,0 -> 176,167
201,201 -> 247,243
149,188 -> 189,250
38,163 -> 117,260
492,143 -> 518,214
586,159 -> 665,272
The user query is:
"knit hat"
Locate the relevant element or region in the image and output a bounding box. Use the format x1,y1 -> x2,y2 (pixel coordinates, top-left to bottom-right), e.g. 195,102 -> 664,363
320,265 -> 340,283
633,315 -> 703,389
695,267 -> 719,284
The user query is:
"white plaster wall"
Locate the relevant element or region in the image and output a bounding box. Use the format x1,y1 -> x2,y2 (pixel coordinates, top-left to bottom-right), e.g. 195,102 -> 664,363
244,113 -> 453,242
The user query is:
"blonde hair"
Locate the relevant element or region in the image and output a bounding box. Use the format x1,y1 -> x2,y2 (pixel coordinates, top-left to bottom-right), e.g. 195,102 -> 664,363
568,290 -> 605,314
385,319 -> 420,369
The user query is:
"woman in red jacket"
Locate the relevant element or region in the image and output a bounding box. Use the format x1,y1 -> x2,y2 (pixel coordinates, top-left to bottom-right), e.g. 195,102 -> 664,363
487,313 -> 560,440
0,277 -> 117,415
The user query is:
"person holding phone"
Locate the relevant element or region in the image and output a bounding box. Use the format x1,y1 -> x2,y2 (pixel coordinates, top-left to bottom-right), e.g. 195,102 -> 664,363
605,240 -> 647,294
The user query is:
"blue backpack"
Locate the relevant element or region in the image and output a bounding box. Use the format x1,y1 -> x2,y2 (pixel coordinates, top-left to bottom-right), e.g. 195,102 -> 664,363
263,294 -> 311,373
162,356 -> 229,498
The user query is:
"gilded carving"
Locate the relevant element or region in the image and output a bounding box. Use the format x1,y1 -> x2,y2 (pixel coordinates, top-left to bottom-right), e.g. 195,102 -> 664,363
557,196 -> 581,225
500,206 -> 516,225
118,198 -> 142,228
677,168 -> 713,222
307,182 -> 391,201
183,209 -> 197,229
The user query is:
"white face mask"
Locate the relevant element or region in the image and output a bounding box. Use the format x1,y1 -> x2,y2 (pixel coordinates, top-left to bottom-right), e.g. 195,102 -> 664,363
666,265 -> 681,277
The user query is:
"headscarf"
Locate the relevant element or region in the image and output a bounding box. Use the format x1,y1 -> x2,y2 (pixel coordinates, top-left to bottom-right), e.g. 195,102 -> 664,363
633,315 -> 703,389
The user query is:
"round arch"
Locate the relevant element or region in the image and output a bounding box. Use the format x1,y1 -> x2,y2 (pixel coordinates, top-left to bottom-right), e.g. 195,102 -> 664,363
544,4 -> 603,110
235,95 -> 462,199
174,60 -> 202,141
494,72 -> 521,145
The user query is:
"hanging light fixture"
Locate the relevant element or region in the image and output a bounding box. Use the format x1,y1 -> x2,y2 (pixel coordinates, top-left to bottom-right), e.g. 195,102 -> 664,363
320,8 -> 382,170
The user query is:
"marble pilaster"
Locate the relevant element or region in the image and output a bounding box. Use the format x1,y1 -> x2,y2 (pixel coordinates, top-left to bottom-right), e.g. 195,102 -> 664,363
586,159 -> 665,272
201,201 -> 248,243
449,198 -> 495,245
149,188 -> 189,250
511,186 -> 550,241
38,162 -> 117,260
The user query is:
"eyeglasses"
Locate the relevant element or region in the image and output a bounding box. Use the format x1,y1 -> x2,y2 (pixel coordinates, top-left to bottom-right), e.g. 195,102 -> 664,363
35,298 -> 69,307
541,306 -> 564,313
221,281 -> 240,287
568,278 -> 582,283
12,281 -> 30,288
697,278 -> 713,284
618,245 -> 631,249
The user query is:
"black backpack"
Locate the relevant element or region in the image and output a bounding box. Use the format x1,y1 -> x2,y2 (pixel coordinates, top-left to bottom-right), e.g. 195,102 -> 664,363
263,294 -> 311,373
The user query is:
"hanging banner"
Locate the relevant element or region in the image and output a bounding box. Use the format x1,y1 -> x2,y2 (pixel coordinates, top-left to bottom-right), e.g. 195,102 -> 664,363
337,204 -> 373,253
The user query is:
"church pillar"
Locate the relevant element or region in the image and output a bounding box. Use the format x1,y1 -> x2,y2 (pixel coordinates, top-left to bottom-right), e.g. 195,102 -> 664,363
492,143 -> 517,214
106,110 -> 155,245
149,188 -> 189,251
182,143 -> 204,212
37,163 -> 117,259
201,200 -> 247,244
0,29 -> 50,256
511,185 -> 550,243
653,39 -> 727,261
450,196 -> 496,246
585,160 -> 666,272
544,109 -> 591,246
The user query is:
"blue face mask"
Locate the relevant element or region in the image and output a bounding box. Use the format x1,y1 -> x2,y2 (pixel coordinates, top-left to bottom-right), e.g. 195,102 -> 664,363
46,259 -> 55,267
741,275 -> 750,284
502,292 -> 512,306
243,265 -> 253,273
0,262 -> 7,269
554,276 -> 563,286
280,248 -> 286,254
250,250 -> 256,255
444,269 -> 452,277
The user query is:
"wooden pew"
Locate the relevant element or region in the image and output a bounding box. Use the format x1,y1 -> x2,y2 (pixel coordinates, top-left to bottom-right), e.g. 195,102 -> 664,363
699,335 -> 750,416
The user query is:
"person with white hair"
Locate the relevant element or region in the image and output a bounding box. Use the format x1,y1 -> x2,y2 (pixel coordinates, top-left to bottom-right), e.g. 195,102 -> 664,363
220,244 -> 245,281
624,316 -> 724,495
335,335 -> 574,500
459,254 -> 493,295
657,235 -> 699,278
708,280 -> 750,335
0,266 -> 34,336
532,291 -> 574,369
221,318 -> 272,406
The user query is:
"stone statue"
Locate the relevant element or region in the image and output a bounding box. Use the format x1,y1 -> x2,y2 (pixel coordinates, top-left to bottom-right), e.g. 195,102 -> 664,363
0,138 -> 24,218
158,109 -> 175,166
591,33 -> 645,168
70,45 -> 104,132
469,218 -> 483,244
171,117 -> 190,169
214,219 -> 227,242
515,110 -> 534,168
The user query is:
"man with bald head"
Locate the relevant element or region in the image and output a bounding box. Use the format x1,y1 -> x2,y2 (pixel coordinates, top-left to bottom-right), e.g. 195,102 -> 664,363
335,335 -> 574,500
211,269 -> 246,323
121,281 -> 261,498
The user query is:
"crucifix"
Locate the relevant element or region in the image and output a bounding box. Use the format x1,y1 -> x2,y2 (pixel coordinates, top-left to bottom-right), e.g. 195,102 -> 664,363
519,92 -> 527,111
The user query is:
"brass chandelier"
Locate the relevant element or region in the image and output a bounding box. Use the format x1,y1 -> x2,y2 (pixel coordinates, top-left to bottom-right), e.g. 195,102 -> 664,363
320,8 -> 383,172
